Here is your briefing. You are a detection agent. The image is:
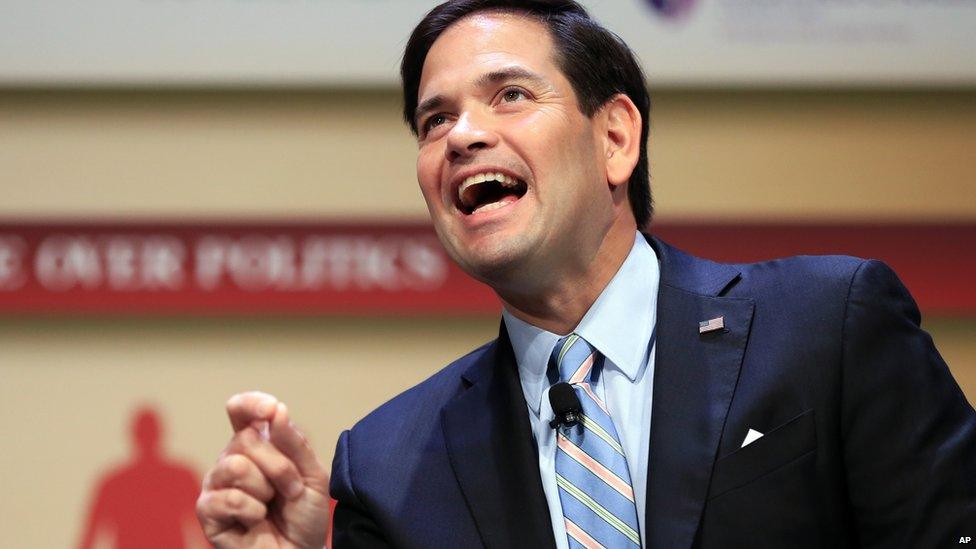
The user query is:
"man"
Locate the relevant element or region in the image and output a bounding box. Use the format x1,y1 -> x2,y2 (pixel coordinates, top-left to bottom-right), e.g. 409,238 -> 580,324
196,1 -> 976,547
80,408 -> 207,548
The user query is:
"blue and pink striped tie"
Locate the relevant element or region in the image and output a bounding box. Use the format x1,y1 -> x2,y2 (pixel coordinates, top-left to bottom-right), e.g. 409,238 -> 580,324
552,334 -> 641,548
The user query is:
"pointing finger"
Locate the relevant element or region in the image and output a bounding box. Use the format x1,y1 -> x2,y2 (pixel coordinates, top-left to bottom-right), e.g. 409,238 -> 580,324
226,391 -> 278,432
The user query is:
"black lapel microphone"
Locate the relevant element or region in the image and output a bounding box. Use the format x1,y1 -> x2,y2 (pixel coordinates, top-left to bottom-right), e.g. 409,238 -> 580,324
548,382 -> 582,429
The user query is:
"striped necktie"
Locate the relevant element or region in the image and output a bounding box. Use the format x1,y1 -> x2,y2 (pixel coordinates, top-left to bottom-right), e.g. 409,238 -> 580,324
552,333 -> 641,548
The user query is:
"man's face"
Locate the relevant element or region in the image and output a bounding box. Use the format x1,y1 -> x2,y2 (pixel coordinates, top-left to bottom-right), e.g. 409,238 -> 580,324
414,12 -> 616,289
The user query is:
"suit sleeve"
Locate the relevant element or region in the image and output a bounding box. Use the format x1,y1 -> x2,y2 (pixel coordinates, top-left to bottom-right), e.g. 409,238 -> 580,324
840,260 -> 976,546
330,429 -> 391,548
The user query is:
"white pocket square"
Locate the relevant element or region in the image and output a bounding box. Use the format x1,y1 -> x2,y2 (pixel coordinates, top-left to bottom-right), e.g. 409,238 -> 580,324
741,428 -> 764,448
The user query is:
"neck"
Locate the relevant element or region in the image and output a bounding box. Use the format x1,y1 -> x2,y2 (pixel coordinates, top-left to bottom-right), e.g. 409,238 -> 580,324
498,222 -> 637,335
135,448 -> 160,462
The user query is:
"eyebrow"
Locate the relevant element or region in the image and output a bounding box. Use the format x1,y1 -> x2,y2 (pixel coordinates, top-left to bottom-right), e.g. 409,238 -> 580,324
414,66 -> 550,127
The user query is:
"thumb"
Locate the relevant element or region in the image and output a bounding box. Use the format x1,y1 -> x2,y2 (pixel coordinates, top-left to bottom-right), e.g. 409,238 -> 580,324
269,403 -> 329,493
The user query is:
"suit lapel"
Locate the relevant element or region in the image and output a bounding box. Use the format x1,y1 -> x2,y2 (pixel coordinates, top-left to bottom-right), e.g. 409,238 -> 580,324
645,237 -> 755,548
441,324 -> 556,549
440,237 -> 753,549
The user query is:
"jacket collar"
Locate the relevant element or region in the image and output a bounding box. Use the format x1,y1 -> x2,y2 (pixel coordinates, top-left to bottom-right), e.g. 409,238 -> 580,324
442,323 -> 557,549
649,235 -> 741,296
644,235 -> 755,548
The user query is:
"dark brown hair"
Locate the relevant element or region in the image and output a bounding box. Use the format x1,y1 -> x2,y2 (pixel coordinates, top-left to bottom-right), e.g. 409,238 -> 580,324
401,0 -> 653,227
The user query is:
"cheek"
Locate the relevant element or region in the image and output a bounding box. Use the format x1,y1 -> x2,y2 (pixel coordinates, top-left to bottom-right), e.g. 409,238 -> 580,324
416,149 -> 442,205
512,109 -> 591,169
511,109 -> 557,144
504,113 -> 563,178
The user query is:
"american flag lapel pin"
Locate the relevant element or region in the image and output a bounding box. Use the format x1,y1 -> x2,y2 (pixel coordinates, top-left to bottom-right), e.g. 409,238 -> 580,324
699,316 -> 725,334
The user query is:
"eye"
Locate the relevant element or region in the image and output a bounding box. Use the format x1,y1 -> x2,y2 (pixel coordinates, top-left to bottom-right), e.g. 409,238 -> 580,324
423,114 -> 448,133
499,87 -> 528,103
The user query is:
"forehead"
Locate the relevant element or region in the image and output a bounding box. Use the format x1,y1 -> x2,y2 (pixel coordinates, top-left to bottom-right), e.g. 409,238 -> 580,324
418,12 -> 560,99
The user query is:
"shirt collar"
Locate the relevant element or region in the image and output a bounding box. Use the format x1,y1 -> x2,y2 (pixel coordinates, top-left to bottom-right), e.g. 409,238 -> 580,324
503,232 -> 660,416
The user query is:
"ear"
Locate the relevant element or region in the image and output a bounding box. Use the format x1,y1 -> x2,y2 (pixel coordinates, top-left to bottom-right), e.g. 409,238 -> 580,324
600,94 -> 642,190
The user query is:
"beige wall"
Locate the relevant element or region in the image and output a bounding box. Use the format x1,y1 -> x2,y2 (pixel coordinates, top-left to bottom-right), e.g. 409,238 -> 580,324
0,88 -> 974,547
2,89 -> 974,221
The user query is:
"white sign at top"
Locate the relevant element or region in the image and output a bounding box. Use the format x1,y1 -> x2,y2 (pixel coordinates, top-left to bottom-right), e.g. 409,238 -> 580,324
1,0 -> 974,87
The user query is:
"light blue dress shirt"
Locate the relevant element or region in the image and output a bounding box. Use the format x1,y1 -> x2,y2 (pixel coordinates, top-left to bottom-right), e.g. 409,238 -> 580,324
502,232 -> 660,549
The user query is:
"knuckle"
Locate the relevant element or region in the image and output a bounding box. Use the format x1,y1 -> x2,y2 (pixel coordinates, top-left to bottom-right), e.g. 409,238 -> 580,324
225,489 -> 244,509
224,453 -> 250,476
195,491 -> 214,517
266,460 -> 293,481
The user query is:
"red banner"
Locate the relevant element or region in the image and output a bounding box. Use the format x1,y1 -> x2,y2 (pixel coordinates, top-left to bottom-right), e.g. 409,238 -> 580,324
654,223 -> 976,317
0,222 -> 497,315
0,221 -> 972,316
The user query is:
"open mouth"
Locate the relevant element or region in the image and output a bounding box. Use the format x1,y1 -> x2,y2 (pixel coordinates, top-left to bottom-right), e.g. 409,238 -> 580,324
457,172 -> 528,215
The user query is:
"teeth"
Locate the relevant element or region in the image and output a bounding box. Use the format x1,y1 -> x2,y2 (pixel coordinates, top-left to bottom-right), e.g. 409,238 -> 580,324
458,172 -> 519,198
472,196 -> 517,214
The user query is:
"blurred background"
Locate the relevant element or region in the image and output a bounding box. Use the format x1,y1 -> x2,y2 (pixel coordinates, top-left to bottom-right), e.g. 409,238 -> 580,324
1,1 -> 974,546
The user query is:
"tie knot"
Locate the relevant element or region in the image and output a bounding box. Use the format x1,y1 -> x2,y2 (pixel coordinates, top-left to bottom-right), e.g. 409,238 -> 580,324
550,333 -> 599,385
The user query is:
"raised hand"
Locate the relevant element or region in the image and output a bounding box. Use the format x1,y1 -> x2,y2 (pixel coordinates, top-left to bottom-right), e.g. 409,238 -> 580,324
197,392 -> 331,548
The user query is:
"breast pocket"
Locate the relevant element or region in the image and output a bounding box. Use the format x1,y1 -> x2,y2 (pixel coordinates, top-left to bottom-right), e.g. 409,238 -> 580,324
707,409 -> 817,500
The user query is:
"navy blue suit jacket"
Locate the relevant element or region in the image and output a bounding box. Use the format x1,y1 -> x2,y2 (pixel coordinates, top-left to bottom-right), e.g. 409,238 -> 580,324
330,236 -> 976,548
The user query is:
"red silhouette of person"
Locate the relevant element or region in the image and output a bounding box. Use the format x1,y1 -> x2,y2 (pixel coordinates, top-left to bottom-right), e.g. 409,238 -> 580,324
78,406 -> 207,549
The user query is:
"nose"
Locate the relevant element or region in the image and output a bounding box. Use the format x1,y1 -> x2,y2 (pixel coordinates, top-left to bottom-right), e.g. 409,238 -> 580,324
445,111 -> 498,162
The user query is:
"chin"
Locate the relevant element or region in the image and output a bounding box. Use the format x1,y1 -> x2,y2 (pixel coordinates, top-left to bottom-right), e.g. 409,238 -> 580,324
450,236 -> 534,286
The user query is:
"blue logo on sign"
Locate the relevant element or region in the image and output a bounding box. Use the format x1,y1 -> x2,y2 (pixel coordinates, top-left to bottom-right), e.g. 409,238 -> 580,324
645,0 -> 695,19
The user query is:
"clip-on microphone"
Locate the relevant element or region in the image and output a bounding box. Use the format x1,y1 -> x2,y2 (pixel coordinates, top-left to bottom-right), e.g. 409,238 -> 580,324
548,382 -> 582,429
